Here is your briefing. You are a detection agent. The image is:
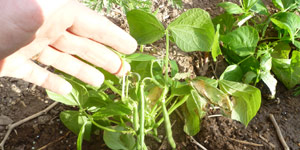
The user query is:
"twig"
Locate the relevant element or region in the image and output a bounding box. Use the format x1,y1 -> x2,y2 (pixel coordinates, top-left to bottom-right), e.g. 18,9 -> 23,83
269,114 -> 290,150
189,136 -> 208,150
207,114 -> 223,118
0,102 -> 59,150
229,138 -> 264,147
175,109 -> 184,121
259,134 -> 276,149
38,131 -> 71,150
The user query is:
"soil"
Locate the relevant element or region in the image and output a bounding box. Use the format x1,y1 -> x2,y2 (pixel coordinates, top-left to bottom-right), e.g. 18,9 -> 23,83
1,0 -> 300,150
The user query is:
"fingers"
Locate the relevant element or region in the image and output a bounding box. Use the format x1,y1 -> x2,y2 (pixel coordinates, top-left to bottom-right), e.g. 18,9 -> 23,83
37,46 -> 104,87
68,3 -> 137,54
51,31 -> 127,75
0,58 -> 72,95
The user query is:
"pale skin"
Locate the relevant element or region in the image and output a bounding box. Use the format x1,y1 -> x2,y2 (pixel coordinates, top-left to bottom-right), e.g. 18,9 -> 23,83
0,0 -> 137,95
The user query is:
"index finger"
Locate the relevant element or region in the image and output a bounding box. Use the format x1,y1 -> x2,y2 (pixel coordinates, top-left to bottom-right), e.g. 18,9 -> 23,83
68,3 -> 137,54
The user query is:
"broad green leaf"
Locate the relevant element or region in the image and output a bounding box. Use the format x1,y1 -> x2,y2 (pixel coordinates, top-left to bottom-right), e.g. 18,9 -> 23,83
222,26 -> 259,56
125,53 -> 156,62
243,0 -> 259,11
130,61 -> 151,79
92,101 -> 131,119
272,0 -> 296,10
83,91 -> 110,112
171,81 -> 191,96
251,0 -> 269,15
271,12 -> 300,42
212,24 -> 222,61
194,76 -> 218,88
213,13 -> 235,35
47,79 -> 88,106
243,71 -> 257,84
191,79 -> 231,108
103,126 -> 135,150
152,60 -> 165,85
272,51 -> 300,89
168,8 -> 215,52
183,92 -> 206,136
60,110 -> 92,141
220,65 -> 243,82
77,121 -> 87,150
219,80 -> 261,126
218,2 -> 244,14
127,9 -> 165,44
271,41 -> 291,59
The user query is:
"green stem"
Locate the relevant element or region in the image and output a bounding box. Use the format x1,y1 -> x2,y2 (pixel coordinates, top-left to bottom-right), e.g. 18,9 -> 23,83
164,30 -> 170,82
152,94 -> 174,117
138,81 -> 146,150
140,45 -> 144,52
104,80 -> 121,96
90,119 -> 134,134
261,37 -> 280,41
237,55 -> 253,65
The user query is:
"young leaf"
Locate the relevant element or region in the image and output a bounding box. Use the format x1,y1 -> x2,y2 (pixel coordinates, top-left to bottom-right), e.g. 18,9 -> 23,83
125,53 -> 156,62
272,0 -> 296,11
103,126 -> 135,150
260,53 -> 277,98
243,0 -> 259,11
168,8 -> 215,52
218,2 -> 244,14
47,79 -> 88,106
219,80 -> 261,126
220,64 -> 243,82
271,12 -> 300,42
272,0 -> 285,10
222,26 -> 259,56
251,0 -> 269,15
127,9 -> 165,44
211,24 -> 222,61
170,60 -> 179,77
272,51 -> 300,89
60,110 -> 92,141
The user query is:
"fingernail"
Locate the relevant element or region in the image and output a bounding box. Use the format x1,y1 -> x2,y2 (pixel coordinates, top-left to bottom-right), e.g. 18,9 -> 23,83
60,81 -> 73,95
115,61 -> 131,77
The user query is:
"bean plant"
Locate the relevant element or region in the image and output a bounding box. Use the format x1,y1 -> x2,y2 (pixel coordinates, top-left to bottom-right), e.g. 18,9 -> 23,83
47,6 -> 263,150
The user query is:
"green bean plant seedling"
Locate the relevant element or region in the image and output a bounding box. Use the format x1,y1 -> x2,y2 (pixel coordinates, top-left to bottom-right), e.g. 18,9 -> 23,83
47,6 -> 262,150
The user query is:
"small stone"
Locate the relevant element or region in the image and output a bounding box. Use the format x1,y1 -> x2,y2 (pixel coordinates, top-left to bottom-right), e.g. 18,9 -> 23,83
0,115 -> 13,125
37,115 -> 51,124
11,84 -> 21,94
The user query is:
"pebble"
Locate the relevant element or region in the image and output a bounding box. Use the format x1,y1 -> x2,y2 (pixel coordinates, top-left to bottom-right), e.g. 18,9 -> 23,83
0,115 -> 13,125
37,115 -> 51,124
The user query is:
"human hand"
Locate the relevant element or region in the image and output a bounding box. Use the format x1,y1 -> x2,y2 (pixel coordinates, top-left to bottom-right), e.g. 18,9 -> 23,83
0,0 -> 137,95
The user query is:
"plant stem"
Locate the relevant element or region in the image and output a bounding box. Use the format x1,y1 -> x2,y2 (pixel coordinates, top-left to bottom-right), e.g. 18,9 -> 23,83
104,80 -> 122,96
138,81 -> 146,150
237,54 -> 253,65
140,45 -> 144,52
164,30 -> 170,81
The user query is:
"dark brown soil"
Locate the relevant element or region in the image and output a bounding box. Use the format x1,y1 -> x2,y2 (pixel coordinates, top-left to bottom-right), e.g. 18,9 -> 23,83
1,0 -> 300,150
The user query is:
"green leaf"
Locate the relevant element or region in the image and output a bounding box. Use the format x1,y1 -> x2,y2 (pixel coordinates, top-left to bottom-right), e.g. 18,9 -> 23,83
60,110 -> 92,141
212,24 -> 222,61
92,101 -> 131,119
47,79 -> 88,106
294,40 -> 300,49
171,81 -> 191,96
170,60 -> 179,77
103,126 -> 135,150
260,53 -> 277,98
127,9 -> 165,44
251,0 -> 269,15
194,76 -> 218,88
213,13 -> 235,35
220,65 -> 243,82
243,71 -> 258,84
183,92 -> 206,136
219,80 -> 261,126
271,12 -> 300,42
243,0 -> 259,11
168,8 -> 215,52
77,121 -> 87,150
272,0 -> 296,10
125,53 -> 156,62
130,61 -> 152,79
218,2 -> 244,14
272,51 -> 300,89
222,26 -> 259,56
272,0 -> 285,10
271,41 -> 291,59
